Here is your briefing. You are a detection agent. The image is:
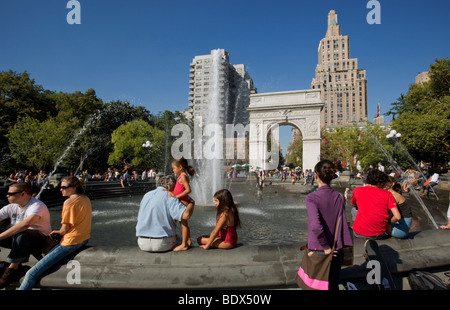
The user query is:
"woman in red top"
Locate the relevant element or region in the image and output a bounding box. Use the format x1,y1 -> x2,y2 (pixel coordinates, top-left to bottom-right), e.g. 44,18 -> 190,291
351,169 -> 401,239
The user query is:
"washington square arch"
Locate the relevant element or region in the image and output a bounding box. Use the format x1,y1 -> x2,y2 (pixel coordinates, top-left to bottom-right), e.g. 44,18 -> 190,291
247,89 -> 324,171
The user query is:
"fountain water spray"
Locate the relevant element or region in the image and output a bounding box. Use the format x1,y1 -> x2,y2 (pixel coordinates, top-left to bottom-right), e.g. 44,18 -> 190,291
36,113 -> 99,199
368,130 -> 439,229
190,49 -> 227,205
394,140 -> 439,200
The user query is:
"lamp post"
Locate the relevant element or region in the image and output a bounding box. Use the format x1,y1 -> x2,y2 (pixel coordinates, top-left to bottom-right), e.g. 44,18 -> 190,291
142,141 -> 153,172
142,141 -> 153,148
385,129 -> 402,172
386,130 -> 401,140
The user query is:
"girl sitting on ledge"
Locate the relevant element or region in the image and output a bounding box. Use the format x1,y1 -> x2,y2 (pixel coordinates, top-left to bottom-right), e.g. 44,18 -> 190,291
198,189 -> 241,250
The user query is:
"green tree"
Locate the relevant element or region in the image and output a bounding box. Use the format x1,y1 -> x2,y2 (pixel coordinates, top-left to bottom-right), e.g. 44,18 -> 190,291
285,134 -> 302,167
64,100 -> 153,173
0,70 -> 55,166
320,125 -> 361,172
356,124 -> 393,170
108,119 -> 165,169
8,116 -> 72,170
387,58 -> 450,167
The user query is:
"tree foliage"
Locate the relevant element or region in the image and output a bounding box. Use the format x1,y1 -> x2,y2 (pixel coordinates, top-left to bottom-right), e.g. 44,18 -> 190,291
8,116 -> 72,170
285,134 -> 302,167
0,70 -> 55,163
320,123 -> 397,172
108,119 -> 165,169
0,70 -> 184,174
387,58 -> 449,167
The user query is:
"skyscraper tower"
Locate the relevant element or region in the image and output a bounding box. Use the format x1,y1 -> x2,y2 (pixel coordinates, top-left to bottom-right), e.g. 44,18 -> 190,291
311,10 -> 368,128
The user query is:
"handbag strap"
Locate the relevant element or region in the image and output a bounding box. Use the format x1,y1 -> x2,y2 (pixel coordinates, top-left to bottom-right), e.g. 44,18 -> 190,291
331,193 -> 345,251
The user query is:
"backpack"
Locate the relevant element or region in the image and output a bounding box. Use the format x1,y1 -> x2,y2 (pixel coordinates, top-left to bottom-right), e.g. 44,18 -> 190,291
407,270 -> 449,290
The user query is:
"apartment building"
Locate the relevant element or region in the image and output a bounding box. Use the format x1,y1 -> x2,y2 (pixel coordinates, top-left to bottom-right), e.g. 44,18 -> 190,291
187,49 -> 256,126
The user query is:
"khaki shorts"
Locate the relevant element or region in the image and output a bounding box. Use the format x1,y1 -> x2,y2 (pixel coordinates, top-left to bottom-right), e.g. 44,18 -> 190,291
137,235 -> 178,252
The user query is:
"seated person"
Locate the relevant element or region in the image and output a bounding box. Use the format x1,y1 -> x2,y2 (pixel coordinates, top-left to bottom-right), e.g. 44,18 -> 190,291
351,169 -> 401,239
136,176 -> 193,252
419,172 -> 439,197
0,182 -> 51,288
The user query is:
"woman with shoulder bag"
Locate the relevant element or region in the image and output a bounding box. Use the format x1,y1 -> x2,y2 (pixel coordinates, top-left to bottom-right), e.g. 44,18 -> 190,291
297,160 -> 353,290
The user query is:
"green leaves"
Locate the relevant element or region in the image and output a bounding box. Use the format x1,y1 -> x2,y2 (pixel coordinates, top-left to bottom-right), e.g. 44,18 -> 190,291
0,70 -> 180,173
387,58 -> 449,167
108,119 -> 165,168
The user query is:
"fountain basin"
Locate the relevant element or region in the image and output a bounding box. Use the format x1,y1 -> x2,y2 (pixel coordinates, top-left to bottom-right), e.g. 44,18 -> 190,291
1,229 -> 449,289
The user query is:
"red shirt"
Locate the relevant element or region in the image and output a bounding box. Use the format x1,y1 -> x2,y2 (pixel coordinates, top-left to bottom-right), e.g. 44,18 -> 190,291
351,186 -> 397,237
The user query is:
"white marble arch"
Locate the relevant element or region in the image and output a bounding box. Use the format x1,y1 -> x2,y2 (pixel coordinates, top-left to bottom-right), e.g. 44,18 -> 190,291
247,89 -> 324,171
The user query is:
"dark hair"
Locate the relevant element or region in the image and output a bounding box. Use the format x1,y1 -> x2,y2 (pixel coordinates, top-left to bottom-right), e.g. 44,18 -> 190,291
172,157 -> 195,177
61,176 -> 85,194
365,168 -> 388,186
214,189 -> 241,228
314,159 -> 338,184
392,183 -> 402,194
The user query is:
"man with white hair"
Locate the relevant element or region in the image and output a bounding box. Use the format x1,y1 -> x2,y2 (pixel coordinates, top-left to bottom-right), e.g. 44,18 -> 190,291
136,176 -> 194,252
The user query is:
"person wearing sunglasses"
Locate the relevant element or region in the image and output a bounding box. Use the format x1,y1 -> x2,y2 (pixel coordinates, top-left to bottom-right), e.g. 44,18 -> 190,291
0,182 -> 51,288
19,176 -> 91,290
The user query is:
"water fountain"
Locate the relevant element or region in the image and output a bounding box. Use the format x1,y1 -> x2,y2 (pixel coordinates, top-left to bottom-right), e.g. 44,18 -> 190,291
35,114 -> 98,199
394,140 -> 439,200
190,49 -> 227,205
367,130 -> 439,229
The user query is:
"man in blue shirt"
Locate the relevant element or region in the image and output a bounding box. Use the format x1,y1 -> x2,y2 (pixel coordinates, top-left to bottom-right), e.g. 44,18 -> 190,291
136,176 -> 194,252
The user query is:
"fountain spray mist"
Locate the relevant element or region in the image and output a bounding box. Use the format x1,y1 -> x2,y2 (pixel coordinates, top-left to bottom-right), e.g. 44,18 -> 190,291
190,49 -> 227,205
36,113 -> 99,199
366,131 -> 439,229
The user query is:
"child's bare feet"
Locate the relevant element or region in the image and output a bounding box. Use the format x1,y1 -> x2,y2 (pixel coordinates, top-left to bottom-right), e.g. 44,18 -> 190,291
173,244 -> 189,251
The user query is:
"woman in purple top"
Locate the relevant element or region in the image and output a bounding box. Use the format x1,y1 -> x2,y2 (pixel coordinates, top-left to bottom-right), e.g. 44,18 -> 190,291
305,159 -> 353,290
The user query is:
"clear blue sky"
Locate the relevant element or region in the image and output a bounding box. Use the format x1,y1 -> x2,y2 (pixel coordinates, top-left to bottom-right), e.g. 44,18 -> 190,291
1,0 -> 449,154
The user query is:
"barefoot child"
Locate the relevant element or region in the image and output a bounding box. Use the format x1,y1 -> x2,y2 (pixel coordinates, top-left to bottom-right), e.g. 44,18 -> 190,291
198,189 -> 241,250
169,157 -> 195,251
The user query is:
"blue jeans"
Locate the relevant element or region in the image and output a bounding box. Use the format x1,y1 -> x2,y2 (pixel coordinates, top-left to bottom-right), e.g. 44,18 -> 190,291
391,217 -> 412,239
18,239 -> 88,290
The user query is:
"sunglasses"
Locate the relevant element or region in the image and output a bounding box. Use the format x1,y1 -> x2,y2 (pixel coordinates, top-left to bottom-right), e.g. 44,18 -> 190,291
60,185 -> 74,190
6,191 -> 23,196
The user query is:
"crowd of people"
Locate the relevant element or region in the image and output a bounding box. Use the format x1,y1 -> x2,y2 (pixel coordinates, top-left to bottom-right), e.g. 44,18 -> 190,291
0,157 -> 448,291
0,157 -> 242,289
0,167 -> 161,194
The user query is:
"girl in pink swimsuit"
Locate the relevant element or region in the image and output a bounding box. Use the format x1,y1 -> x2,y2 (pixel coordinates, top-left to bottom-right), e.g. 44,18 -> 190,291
169,157 -> 195,251
198,189 -> 241,250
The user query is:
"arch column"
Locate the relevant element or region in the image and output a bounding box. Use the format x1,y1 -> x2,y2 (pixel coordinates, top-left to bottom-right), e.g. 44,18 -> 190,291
247,89 -> 324,171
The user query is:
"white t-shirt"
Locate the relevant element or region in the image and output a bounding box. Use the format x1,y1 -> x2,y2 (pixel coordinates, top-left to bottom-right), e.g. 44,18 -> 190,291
0,197 -> 52,235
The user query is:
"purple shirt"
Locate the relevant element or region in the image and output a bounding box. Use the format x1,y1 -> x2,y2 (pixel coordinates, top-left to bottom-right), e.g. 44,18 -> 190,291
305,185 -> 353,251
